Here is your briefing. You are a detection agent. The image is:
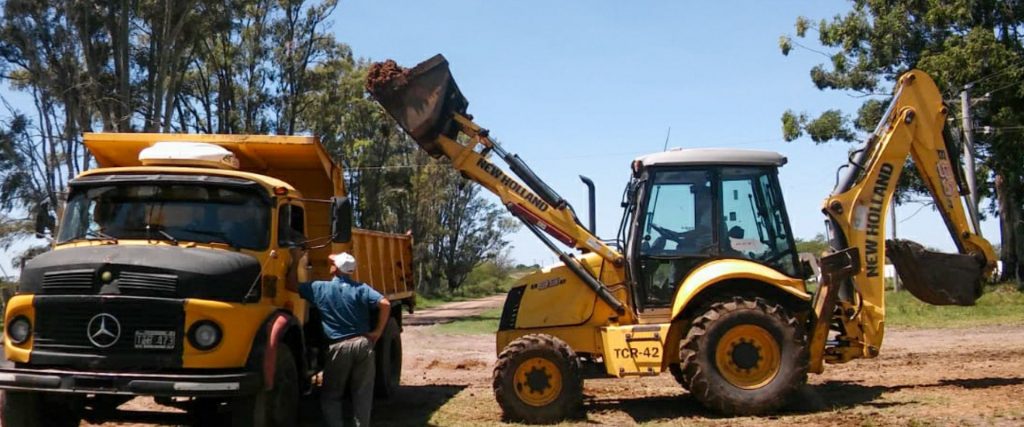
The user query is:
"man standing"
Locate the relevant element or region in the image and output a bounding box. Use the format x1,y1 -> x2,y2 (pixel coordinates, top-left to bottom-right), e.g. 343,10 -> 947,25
299,252 -> 391,427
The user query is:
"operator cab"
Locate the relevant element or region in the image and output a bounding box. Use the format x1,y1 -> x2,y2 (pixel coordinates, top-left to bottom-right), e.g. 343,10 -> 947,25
621,148 -> 800,312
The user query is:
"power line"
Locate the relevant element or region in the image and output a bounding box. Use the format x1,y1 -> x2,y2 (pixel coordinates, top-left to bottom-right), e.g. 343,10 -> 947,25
963,56 -> 1024,89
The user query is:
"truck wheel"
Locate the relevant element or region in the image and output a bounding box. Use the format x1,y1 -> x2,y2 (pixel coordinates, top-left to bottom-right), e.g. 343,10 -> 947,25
493,334 -> 583,424
374,317 -> 402,399
679,297 -> 807,415
232,346 -> 299,427
1,391 -> 82,427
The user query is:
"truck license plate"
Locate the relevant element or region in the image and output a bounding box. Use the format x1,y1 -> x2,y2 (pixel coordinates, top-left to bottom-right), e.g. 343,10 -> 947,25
134,330 -> 176,349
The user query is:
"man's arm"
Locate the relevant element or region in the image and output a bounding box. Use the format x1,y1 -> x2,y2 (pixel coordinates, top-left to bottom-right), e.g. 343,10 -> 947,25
366,297 -> 391,344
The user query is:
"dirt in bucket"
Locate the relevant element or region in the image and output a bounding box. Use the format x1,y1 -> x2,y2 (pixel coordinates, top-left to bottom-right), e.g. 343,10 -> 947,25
365,59 -> 409,94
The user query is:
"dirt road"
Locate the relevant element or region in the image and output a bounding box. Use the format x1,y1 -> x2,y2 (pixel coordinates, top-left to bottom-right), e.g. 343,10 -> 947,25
404,295 -> 506,326
378,324 -> 1024,426
67,309 -> 1024,426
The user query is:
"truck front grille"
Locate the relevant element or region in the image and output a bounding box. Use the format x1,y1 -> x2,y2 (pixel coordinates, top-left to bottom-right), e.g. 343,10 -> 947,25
117,272 -> 178,297
42,269 -> 95,294
33,296 -> 184,368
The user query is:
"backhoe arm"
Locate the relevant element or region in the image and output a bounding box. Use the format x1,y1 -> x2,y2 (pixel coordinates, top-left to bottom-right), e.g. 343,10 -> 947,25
809,70 -> 997,372
365,55 -> 626,314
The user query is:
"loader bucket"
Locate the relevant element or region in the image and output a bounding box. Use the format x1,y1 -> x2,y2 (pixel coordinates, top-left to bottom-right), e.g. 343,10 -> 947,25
366,54 -> 469,158
886,239 -> 984,306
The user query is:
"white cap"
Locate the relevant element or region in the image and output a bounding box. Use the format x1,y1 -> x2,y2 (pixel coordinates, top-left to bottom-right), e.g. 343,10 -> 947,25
328,252 -> 357,274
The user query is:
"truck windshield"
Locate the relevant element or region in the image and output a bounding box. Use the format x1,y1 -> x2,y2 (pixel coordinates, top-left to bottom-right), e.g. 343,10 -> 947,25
57,183 -> 271,250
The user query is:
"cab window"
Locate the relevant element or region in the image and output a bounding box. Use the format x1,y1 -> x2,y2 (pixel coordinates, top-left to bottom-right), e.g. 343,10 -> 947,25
719,167 -> 798,276
278,204 -> 306,246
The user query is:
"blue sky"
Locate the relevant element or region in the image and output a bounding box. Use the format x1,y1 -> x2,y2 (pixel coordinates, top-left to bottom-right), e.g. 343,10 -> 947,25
330,0 -> 1001,266
0,1 -> 1001,273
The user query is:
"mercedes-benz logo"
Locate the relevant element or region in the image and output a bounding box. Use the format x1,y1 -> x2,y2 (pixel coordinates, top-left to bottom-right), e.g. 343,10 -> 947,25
87,313 -> 121,348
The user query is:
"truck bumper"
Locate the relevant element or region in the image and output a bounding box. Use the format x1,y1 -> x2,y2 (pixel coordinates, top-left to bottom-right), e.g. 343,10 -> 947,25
0,367 -> 261,397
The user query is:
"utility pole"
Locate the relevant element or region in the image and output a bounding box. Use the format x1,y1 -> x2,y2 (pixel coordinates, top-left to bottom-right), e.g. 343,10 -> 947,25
960,85 -> 982,234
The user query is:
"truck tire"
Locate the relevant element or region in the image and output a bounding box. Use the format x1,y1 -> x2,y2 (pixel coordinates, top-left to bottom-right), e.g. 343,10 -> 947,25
1,391 -> 82,427
231,346 -> 299,427
374,317 -> 402,399
493,334 -> 583,424
679,296 -> 807,415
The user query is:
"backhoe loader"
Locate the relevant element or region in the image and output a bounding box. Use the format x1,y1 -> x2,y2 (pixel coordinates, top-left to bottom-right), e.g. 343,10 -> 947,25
366,55 -> 997,422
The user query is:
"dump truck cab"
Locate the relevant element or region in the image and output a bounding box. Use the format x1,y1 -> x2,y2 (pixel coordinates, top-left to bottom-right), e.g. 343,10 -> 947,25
1,134 -> 414,427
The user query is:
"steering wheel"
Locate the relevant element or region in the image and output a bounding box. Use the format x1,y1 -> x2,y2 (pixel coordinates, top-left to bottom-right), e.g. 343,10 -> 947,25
756,250 -> 789,265
649,222 -> 687,243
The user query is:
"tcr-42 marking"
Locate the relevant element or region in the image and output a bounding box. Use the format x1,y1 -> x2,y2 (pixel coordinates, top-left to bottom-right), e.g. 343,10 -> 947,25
613,346 -> 660,359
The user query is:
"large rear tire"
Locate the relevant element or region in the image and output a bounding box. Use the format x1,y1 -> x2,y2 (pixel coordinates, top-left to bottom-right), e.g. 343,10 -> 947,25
493,334 -> 582,424
679,296 -> 807,415
668,363 -> 688,389
1,391 -> 82,427
374,317 -> 403,399
231,346 -> 299,427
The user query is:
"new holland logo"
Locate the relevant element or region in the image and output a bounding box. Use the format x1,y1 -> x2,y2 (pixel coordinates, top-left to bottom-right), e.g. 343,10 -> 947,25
87,313 -> 121,348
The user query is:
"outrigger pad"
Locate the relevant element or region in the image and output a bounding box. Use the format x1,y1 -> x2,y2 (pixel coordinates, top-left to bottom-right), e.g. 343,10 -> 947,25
886,239 -> 983,306
366,54 -> 469,158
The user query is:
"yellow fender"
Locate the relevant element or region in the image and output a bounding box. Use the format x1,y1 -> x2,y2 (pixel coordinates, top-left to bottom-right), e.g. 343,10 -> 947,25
670,259 -> 809,321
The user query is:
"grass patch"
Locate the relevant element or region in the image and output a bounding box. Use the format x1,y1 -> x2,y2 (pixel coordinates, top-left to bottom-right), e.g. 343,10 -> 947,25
432,308 -> 502,335
415,293 -> 476,310
887,283 -> 1024,328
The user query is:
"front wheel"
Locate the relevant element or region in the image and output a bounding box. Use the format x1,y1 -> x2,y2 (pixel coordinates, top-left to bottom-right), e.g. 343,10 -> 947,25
231,346 -> 299,427
493,334 -> 583,424
679,297 -> 807,415
374,317 -> 403,398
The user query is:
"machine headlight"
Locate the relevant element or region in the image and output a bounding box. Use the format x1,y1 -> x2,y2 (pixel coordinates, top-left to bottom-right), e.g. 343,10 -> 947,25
7,316 -> 31,345
188,320 -> 222,350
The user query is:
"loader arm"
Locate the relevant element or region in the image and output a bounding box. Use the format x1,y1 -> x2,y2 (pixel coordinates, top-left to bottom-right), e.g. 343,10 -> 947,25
366,55 -> 626,314
808,70 -> 998,372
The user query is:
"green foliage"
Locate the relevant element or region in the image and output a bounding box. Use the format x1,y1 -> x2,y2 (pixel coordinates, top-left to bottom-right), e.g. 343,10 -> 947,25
803,109 -> 857,143
780,0 -> 1024,282
795,233 -> 829,255
432,308 -> 502,335
0,0 -> 520,282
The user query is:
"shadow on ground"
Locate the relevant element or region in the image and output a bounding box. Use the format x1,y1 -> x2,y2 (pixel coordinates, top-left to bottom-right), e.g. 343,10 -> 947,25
580,376 -> 1024,425
71,383 -> 467,426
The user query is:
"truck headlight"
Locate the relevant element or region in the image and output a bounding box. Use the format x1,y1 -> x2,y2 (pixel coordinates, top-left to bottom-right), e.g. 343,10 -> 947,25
188,320 -> 222,350
7,316 -> 31,345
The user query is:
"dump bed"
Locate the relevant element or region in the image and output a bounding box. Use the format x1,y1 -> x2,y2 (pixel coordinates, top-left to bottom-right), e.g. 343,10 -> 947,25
82,133 -> 414,301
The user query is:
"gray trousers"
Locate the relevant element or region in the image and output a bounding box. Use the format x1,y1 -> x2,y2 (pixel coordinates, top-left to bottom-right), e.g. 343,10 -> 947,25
321,336 -> 374,427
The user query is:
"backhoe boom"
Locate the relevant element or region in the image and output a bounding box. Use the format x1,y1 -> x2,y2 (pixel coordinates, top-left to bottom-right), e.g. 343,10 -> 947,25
366,55 -> 627,313
810,70 -> 997,371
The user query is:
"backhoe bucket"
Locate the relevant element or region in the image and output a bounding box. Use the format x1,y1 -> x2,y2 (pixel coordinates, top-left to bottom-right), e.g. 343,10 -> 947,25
366,54 -> 469,157
886,239 -> 983,306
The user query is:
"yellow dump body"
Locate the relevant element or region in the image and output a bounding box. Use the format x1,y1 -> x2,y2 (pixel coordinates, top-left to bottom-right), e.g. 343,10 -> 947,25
82,133 -> 414,301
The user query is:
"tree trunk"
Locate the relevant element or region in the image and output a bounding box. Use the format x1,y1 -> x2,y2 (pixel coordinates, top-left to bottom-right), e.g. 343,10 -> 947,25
995,173 -> 1020,286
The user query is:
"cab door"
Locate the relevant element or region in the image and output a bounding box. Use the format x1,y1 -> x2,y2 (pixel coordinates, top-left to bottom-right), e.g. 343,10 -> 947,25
631,168 -> 716,310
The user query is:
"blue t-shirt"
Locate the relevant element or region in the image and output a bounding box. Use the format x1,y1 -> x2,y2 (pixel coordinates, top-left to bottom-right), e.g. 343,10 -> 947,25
298,276 -> 384,341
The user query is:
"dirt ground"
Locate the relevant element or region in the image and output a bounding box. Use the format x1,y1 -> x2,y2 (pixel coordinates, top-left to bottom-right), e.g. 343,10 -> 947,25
73,322 -> 1024,427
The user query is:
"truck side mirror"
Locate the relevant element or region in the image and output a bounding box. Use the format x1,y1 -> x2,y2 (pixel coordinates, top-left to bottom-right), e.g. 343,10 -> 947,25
331,196 -> 352,243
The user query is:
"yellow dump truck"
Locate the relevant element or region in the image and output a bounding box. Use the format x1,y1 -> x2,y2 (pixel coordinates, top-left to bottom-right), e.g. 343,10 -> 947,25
0,134 -> 414,426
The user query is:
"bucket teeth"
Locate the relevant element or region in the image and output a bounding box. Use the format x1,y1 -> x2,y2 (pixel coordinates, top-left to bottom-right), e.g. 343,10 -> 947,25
886,239 -> 983,306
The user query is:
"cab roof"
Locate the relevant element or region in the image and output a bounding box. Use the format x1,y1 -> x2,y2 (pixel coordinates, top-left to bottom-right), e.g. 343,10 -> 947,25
636,148 -> 787,168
